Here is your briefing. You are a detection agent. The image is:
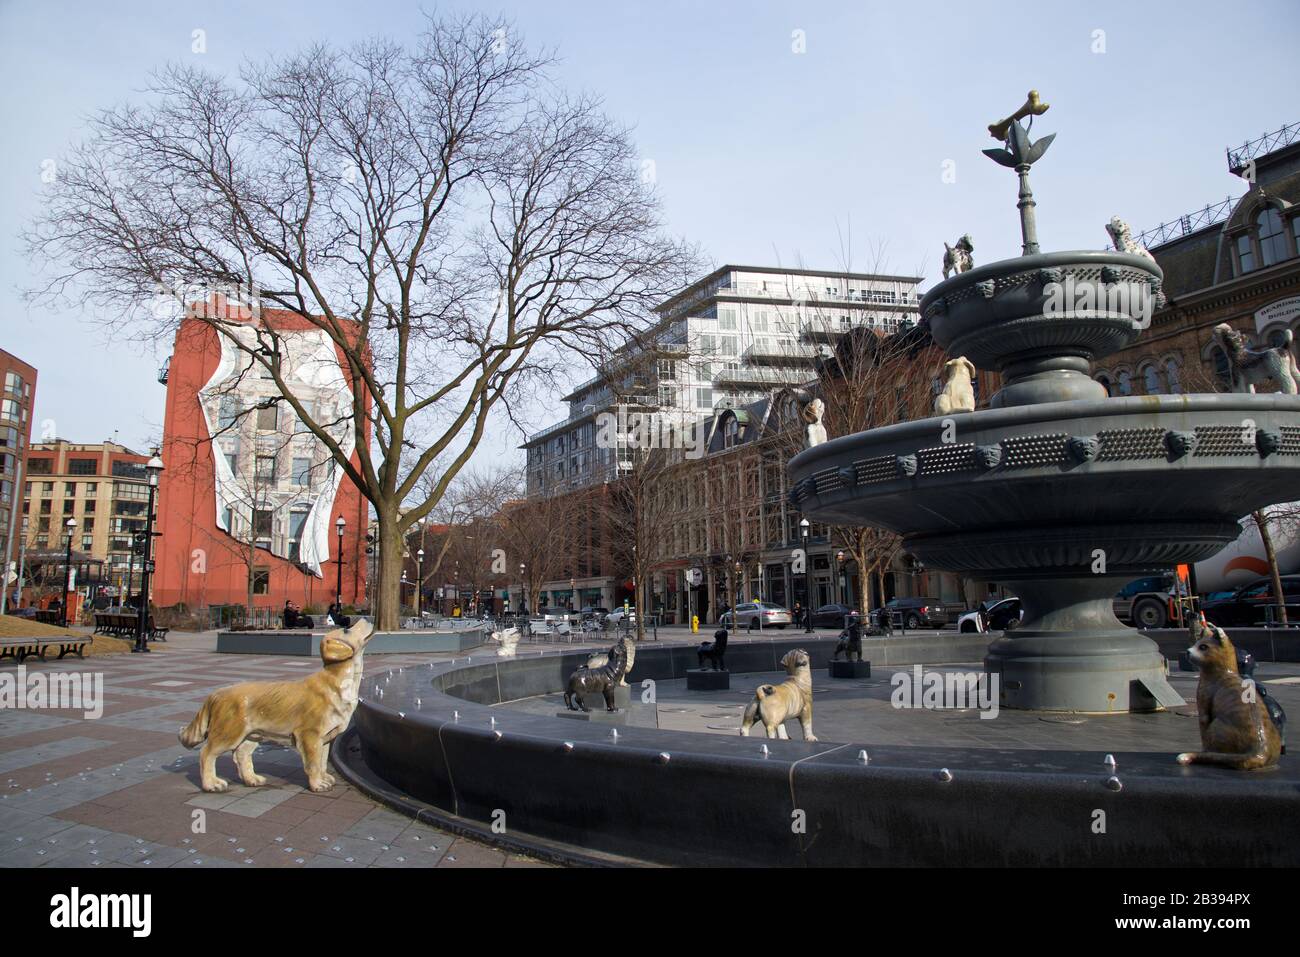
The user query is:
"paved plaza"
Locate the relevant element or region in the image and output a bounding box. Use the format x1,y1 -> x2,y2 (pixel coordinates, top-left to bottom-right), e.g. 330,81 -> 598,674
0,630 -> 588,869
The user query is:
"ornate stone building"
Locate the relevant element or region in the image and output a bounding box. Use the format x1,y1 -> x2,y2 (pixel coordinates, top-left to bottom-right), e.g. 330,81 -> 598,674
1096,123 -> 1300,398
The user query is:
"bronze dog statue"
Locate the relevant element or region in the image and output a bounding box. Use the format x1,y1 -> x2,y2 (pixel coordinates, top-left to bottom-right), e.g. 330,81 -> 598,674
564,640 -> 628,712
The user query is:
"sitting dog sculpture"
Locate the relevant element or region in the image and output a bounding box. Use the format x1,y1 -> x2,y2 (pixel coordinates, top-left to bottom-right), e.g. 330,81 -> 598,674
491,626 -> 521,658
740,648 -> 817,741
1177,617 -> 1282,770
833,615 -> 863,662
698,628 -> 728,671
934,356 -> 977,415
1105,215 -> 1156,263
802,397 -> 827,449
586,634 -> 636,687
179,619 -> 374,792
1213,323 -> 1300,395
564,640 -> 628,712
942,235 -> 974,279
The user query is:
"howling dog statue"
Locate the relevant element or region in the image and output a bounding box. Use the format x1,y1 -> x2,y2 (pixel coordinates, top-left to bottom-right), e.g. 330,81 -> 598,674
586,634 -> 636,687
740,649 -> 817,741
179,620 -> 374,792
565,639 -> 629,712
1178,617 -> 1282,770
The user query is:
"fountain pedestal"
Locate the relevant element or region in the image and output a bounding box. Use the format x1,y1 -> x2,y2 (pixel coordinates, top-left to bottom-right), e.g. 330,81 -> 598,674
986,576 -> 1182,711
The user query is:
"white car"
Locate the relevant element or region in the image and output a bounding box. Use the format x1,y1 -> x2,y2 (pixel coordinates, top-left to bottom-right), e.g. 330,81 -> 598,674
606,607 -> 636,628
957,597 -> 1022,634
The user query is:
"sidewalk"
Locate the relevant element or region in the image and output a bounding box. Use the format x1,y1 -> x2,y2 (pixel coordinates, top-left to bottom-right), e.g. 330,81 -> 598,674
0,630 -> 569,868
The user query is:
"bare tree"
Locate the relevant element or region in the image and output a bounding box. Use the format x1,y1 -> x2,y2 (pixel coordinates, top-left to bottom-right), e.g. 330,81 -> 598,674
24,12 -> 700,628
602,439 -> 684,639
495,481 -> 582,614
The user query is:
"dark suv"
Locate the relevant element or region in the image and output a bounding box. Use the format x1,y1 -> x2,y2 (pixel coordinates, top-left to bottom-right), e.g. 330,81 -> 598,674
1202,575 -> 1300,627
885,598 -> 949,629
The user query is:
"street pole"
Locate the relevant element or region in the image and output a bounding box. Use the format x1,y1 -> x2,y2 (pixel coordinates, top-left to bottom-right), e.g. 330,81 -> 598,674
801,518 -> 812,634
0,451 -> 24,615
416,548 -> 424,618
334,516 -> 346,607
62,518 -> 75,627
134,454 -> 164,653
125,543 -> 135,608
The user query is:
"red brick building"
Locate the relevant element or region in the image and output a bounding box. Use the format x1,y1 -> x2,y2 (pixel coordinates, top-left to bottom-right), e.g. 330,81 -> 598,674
0,349 -> 37,597
152,305 -> 370,613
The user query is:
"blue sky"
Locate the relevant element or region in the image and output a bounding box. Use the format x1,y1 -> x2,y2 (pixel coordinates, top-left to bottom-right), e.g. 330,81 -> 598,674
2,0 -> 1297,466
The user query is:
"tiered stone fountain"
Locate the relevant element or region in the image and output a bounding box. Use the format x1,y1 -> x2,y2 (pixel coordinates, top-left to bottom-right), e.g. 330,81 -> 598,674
788,98 -> 1300,711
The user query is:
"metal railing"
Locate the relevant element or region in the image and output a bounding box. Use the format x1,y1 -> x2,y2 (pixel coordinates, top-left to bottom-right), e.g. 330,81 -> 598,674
1135,196 -> 1236,249
1227,121 -> 1300,175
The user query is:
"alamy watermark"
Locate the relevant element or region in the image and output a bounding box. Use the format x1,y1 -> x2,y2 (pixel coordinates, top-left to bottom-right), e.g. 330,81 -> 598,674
595,405 -> 705,460
0,666 -> 104,720
1044,275 -> 1155,329
890,665 -> 999,719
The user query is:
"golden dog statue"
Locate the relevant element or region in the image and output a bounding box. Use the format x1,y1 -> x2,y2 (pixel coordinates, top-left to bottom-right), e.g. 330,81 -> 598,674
740,648 -> 818,742
179,619 -> 374,792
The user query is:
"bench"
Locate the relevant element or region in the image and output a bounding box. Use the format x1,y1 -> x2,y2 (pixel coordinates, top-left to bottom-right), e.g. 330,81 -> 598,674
0,636 -> 92,663
92,612 -> 169,642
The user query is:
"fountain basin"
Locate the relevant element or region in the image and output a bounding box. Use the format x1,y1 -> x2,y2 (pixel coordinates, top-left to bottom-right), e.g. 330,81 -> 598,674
789,393 -> 1300,711
921,250 -> 1161,407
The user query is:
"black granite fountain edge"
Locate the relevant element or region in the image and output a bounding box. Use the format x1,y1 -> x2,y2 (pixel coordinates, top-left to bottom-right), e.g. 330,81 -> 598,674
217,627 -> 485,655
337,636 -> 1300,867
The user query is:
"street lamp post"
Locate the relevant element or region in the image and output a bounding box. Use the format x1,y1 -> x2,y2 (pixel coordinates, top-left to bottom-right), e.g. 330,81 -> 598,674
416,548 -> 424,618
61,518 -> 76,628
518,563 -> 526,616
800,518 -> 812,633
133,454 -> 164,653
334,516 -> 346,607
835,549 -> 845,606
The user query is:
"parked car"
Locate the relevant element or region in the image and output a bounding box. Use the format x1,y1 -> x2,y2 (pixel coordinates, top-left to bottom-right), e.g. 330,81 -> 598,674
1202,575 -> 1300,627
1112,575 -> 1176,629
721,602 -> 792,629
958,597 -> 1022,634
605,607 -> 636,628
579,606 -> 609,620
885,597 -> 951,629
810,603 -> 856,629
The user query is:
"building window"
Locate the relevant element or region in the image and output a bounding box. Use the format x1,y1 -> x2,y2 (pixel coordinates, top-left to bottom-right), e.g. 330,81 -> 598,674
39,500 -> 51,514
252,568 -> 270,595
255,455 -> 277,483
26,458 -> 51,475
719,307 -> 737,330
68,459 -> 97,475
1258,207 -> 1288,267
1117,370 -> 1133,396
1142,364 -> 1162,395
63,500 -> 75,514
85,482 -> 96,494
1210,347 -> 1232,390
84,499 -> 96,513
256,403 -> 278,431
252,509 -> 273,543
225,451 -> 239,476
292,457 -> 312,486
288,510 -> 309,561
218,394 -> 241,429
82,517 -> 94,531
696,387 -> 714,409
1236,234 -> 1255,274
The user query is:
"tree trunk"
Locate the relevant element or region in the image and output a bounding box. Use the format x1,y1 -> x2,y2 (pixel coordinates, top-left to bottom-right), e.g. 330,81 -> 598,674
1255,509 -> 1288,626
374,508 -> 404,631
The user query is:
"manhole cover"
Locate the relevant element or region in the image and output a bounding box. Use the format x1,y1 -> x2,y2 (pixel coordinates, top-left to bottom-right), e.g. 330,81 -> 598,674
1038,716 -> 1087,725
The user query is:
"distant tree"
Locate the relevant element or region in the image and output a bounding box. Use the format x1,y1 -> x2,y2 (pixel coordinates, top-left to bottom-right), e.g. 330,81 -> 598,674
24,11 -> 700,629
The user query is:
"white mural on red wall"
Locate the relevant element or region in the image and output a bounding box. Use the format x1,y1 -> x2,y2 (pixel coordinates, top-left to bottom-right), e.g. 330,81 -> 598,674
197,326 -> 355,578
